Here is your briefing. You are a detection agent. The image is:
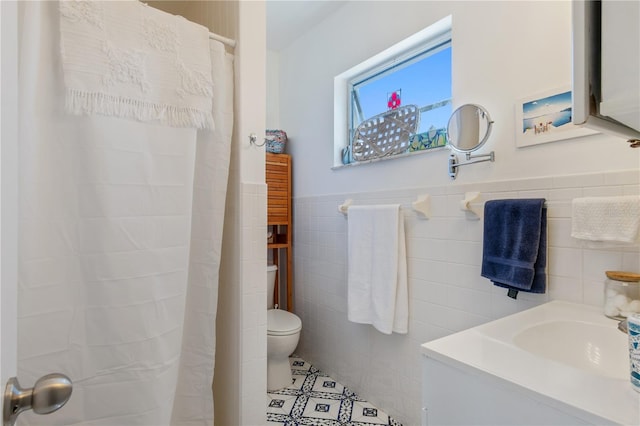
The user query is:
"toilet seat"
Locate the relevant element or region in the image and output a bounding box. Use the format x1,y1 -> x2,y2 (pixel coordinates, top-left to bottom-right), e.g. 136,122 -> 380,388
267,309 -> 302,336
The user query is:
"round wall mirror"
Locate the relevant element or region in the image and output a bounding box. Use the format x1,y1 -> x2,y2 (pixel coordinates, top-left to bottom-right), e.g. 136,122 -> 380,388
447,104 -> 493,153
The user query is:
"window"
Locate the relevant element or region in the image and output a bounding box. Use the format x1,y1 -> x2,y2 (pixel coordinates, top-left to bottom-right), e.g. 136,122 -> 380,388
334,17 -> 452,167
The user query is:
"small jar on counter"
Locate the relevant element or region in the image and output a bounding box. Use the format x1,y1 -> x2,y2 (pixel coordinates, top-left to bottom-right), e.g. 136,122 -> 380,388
604,271 -> 640,320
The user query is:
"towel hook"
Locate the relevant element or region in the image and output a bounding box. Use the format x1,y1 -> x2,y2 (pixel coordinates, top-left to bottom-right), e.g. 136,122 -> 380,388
412,194 -> 431,219
460,192 -> 483,219
249,133 -> 266,147
338,199 -> 353,215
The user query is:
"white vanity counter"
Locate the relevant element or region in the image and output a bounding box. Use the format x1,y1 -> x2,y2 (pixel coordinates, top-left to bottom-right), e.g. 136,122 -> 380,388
421,301 -> 640,425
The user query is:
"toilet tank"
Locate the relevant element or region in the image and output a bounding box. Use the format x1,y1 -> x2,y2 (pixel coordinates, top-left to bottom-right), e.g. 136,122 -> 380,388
267,264 -> 277,309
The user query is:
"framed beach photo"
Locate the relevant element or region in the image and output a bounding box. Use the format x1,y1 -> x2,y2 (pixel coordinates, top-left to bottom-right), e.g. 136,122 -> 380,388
515,86 -> 597,148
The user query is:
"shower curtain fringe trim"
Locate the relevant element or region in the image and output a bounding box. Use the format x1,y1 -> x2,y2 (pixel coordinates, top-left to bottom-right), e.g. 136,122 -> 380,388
65,88 -> 215,130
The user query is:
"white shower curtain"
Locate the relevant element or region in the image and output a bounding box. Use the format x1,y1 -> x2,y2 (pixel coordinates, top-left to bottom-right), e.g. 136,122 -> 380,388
17,2 -> 233,425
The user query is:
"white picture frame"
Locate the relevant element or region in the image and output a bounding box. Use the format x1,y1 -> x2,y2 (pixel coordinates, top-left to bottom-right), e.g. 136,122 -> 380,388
515,86 -> 597,148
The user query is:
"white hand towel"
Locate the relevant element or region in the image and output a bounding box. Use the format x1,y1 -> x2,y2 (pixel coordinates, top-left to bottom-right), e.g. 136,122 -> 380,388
571,196 -> 640,243
347,205 -> 408,334
59,0 -> 214,129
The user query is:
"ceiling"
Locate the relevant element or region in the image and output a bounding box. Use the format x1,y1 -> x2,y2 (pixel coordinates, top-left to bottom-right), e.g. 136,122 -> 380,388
266,0 -> 348,51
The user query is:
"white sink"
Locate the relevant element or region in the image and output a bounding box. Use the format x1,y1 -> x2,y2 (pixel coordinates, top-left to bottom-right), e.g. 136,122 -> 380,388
422,301 -> 640,425
513,320 -> 628,379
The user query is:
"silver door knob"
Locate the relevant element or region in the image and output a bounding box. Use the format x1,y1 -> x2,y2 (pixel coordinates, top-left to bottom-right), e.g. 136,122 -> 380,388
3,373 -> 72,426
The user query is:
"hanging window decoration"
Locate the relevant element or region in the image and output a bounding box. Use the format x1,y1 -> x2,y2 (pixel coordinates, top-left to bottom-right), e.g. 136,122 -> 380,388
352,104 -> 420,161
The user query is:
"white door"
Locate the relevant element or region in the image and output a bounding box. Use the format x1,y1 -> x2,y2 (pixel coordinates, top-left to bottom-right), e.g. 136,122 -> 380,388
2,5 -> 74,423
0,0 -> 19,390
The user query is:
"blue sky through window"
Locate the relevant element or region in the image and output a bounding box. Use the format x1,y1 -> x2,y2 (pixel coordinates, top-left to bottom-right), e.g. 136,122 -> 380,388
355,46 -> 452,134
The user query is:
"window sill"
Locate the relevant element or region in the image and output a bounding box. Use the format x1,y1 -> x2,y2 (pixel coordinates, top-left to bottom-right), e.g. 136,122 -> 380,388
331,145 -> 448,170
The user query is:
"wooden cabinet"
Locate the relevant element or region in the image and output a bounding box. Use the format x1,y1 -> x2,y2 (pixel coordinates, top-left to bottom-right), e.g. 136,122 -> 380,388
266,153 -> 292,311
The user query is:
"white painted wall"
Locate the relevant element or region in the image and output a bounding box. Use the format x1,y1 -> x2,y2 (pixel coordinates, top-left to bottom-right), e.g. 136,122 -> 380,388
237,1 -> 266,186
266,50 -> 280,129
274,1 -> 639,198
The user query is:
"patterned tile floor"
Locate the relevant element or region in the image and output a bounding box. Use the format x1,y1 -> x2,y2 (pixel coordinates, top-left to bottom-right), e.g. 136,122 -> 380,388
267,355 -> 402,426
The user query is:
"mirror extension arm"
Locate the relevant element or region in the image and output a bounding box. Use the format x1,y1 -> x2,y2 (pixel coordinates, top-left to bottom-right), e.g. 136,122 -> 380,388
448,151 -> 495,180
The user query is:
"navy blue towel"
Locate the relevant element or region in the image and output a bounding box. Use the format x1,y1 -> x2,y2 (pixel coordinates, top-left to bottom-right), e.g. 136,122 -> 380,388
481,199 -> 547,299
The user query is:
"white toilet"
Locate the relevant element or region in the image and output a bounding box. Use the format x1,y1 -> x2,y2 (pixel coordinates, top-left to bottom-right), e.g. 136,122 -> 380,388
267,264 -> 302,391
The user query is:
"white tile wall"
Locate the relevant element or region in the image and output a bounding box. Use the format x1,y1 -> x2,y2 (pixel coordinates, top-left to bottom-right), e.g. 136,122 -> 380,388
214,181 -> 267,426
240,182 -> 267,426
292,169 -> 640,426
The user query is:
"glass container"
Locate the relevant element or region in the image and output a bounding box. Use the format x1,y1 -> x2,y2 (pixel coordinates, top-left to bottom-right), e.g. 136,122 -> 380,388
604,271 -> 640,320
